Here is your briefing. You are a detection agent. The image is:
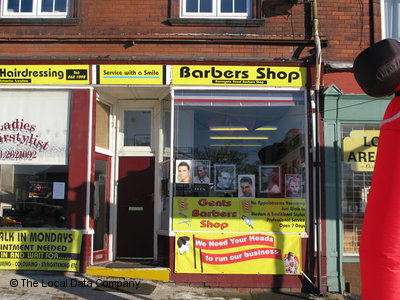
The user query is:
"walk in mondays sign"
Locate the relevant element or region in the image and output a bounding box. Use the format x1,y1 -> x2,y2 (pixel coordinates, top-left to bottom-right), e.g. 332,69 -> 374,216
0,229 -> 82,271
0,65 -> 89,84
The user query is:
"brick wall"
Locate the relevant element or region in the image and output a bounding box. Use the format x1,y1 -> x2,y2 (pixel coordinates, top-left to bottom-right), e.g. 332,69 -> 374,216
343,263 -> 361,296
0,0 -> 379,63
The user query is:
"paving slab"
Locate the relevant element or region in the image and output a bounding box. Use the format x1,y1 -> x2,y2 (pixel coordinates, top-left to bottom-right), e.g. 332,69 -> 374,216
0,270 -> 348,300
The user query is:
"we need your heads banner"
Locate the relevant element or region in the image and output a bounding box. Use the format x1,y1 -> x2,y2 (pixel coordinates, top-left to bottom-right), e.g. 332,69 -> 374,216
175,232 -> 301,275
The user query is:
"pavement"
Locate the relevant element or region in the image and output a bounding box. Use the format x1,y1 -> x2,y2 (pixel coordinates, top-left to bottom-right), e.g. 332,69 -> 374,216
0,270 -> 359,300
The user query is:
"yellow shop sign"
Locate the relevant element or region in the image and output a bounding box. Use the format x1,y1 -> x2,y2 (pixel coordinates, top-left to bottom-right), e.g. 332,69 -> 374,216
98,65 -> 165,85
0,65 -> 89,84
172,65 -> 307,87
343,130 -> 379,172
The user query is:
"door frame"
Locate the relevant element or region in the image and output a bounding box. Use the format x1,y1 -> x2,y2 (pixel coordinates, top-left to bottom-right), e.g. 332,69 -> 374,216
113,99 -> 162,261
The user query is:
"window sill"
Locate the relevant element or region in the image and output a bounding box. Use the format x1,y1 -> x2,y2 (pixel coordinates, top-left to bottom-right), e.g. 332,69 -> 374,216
0,17 -> 80,26
166,17 -> 264,27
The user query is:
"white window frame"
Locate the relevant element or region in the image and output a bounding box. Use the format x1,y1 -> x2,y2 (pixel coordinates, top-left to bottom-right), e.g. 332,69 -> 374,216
381,0 -> 400,39
117,101 -> 158,157
2,0 -> 69,18
181,0 -> 251,19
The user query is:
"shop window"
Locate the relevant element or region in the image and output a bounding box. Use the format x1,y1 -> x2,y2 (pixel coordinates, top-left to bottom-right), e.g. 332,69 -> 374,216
181,0 -> 250,18
95,101 -> 111,150
172,89 -> 307,199
2,0 -> 69,18
341,124 -> 379,255
0,90 -> 70,228
382,0 -> 400,40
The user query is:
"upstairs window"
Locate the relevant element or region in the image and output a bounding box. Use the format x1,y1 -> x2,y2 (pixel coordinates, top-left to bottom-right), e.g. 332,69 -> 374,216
181,0 -> 251,18
382,0 -> 400,39
2,0 -> 68,18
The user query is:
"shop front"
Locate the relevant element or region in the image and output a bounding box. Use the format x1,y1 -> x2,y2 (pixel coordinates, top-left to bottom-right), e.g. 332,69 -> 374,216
167,65 -> 312,287
0,63 -> 317,288
0,65 -> 93,271
323,84 -> 391,294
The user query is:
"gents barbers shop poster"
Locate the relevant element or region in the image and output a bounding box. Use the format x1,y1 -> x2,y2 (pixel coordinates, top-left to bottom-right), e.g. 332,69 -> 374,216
0,91 -> 70,165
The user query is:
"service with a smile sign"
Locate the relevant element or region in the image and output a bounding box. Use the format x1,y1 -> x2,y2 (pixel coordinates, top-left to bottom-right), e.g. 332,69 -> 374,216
172,65 -> 307,87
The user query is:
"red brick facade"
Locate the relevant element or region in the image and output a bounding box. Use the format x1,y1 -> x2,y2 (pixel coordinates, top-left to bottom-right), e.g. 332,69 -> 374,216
0,0 -> 380,295
0,0 -> 380,64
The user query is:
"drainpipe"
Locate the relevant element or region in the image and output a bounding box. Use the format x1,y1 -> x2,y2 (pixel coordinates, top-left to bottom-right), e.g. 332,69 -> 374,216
312,0 -> 323,296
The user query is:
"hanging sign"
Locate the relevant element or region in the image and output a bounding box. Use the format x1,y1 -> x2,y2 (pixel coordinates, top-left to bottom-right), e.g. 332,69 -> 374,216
172,65 -> 307,87
97,65 -> 165,85
343,130 -> 379,172
175,232 -> 301,275
0,65 -> 89,84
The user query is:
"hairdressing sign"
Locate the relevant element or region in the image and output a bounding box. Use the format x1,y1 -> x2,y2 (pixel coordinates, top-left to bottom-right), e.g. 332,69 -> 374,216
97,65 -> 165,85
175,232 -> 301,275
172,65 -> 307,87
0,65 -> 89,84
0,90 -> 70,165
343,130 -> 379,172
173,197 -> 306,233
0,229 -> 82,271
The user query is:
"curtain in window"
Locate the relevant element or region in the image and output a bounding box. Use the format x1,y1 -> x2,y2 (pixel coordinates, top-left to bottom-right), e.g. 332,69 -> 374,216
384,0 -> 400,40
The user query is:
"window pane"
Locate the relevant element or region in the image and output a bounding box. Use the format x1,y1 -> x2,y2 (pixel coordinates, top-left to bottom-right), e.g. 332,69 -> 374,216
95,102 -> 110,149
94,159 -> 108,251
6,0 -> 67,15
221,0 -> 233,12
54,0 -> 66,12
7,0 -> 20,12
385,0 -> 400,39
21,0 -> 33,12
173,90 -> 306,198
235,0 -> 247,12
124,111 -> 151,147
0,165 -> 68,227
200,0 -> 212,12
0,90 -> 70,165
186,0 -> 198,12
41,0 -> 53,12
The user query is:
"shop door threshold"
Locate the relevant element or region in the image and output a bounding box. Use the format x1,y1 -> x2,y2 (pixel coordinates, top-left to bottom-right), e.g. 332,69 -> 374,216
86,260 -> 170,282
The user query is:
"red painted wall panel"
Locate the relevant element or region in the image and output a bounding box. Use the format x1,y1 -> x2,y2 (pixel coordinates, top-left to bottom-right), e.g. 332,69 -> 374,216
67,89 -> 92,229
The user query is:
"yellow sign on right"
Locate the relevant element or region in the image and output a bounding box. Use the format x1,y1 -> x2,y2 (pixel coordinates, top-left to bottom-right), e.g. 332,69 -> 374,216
343,130 -> 379,172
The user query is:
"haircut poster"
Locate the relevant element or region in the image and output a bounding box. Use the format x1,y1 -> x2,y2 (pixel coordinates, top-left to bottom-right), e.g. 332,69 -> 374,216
0,229 -> 82,272
175,232 -> 301,275
173,197 -> 306,233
